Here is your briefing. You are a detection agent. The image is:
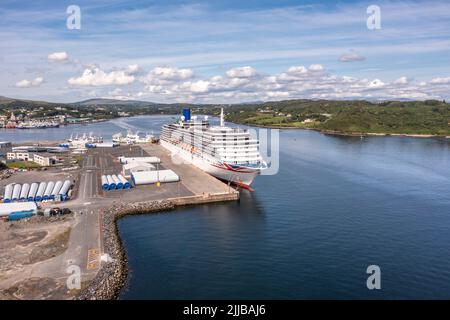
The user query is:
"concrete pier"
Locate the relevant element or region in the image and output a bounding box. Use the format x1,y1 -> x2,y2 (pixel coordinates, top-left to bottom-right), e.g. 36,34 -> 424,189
0,142 -> 240,300
140,143 -> 239,201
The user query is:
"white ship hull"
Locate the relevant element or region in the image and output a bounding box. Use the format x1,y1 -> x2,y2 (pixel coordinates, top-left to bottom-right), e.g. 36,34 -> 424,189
161,140 -> 260,187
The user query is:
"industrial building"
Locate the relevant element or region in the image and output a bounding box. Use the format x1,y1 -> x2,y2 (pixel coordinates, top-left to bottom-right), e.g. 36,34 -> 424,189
7,152 -> 58,166
72,147 -> 87,154
131,170 -> 179,185
0,202 -> 37,218
32,153 -> 57,166
122,162 -> 155,178
119,156 -> 160,164
7,151 -> 31,161
94,142 -> 119,148
12,146 -> 68,153
0,141 -> 12,148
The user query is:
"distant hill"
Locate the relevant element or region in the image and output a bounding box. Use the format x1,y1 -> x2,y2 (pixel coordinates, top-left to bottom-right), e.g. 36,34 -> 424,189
1,95 -> 448,135
0,96 -> 14,103
0,96 -> 64,107
72,98 -> 158,107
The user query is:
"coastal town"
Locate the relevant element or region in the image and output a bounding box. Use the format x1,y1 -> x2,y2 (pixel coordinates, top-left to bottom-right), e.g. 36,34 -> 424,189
0,110 -> 108,129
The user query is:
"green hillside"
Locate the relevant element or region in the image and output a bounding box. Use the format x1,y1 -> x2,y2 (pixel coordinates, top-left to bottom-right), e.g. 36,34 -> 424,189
222,100 -> 450,135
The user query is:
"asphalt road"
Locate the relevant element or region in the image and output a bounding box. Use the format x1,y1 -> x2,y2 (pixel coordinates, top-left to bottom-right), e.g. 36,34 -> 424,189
59,153 -> 104,284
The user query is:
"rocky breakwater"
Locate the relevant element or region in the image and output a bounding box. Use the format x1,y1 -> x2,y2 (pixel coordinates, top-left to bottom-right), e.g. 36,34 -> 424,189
77,200 -> 175,300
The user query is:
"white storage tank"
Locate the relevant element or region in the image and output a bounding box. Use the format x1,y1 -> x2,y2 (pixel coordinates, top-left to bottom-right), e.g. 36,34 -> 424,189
112,175 -> 122,189
27,183 -> 39,201
34,182 -> 47,202
19,183 -> 30,201
106,175 -> 116,190
43,181 -> 55,200
118,174 -> 131,189
131,170 -> 180,185
12,184 -> 22,201
51,181 -> 63,199
101,175 -> 109,190
3,184 -> 14,203
58,180 -> 72,200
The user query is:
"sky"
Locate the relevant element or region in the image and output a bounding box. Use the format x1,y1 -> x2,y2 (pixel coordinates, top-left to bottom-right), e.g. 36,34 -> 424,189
1,0 -> 450,103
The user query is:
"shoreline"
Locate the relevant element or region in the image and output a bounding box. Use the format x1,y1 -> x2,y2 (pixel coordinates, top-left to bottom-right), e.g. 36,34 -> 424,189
2,114 -> 447,140
235,122 -> 449,139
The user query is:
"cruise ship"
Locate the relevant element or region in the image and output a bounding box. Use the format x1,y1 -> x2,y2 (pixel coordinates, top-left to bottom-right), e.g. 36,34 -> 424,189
160,108 -> 267,189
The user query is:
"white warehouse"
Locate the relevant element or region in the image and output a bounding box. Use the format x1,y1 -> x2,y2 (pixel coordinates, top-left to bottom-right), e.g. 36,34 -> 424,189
131,170 -> 179,185
122,162 -> 156,178
119,156 -> 160,164
0,202 -> 38,217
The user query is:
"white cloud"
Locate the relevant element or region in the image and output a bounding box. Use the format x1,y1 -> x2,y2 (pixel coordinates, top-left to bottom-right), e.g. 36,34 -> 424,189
226,66 -> 258,78
108,88 -> 123,96
48,51 -> 69,62
127,64 -> 141,74
308,64 -> 324,72
430,77 -> 450,84
394,76 -> 409,85
368,79 -> 385,88
141,66 -> 193,83
339,52 -> 366,62
76,63 -> 449,103
287,66 -> 308,75
189,80 -> 210,93
68,66 -> 136,86
15,76 -> 44,88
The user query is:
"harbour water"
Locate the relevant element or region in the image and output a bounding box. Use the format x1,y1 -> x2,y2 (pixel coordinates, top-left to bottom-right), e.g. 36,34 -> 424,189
117,119 -> 450,299
2,116 -> 450,299
0,116 -> 171,143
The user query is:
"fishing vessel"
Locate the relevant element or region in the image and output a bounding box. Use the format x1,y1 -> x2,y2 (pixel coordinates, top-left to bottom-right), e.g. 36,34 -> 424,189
16,120 -> 59,129
160,108 -> 267,189
67,133 -> 103,148
112,131 -> 155,144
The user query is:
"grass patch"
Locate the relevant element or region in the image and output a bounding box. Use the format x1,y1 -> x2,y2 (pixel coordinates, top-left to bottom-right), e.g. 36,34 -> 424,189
7,161 -> 41,170
73,155 -> 84,165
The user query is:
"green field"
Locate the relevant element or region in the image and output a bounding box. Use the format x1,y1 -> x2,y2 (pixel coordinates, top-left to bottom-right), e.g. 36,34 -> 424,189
7,161 -> 41,170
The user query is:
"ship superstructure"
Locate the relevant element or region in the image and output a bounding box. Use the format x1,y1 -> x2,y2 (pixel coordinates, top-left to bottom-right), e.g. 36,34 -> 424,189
160,108 -> 267,188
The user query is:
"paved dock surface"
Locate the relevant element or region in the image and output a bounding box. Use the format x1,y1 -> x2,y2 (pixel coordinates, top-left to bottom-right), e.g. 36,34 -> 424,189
0,142 -> 239,299
140,144 -> 236,196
